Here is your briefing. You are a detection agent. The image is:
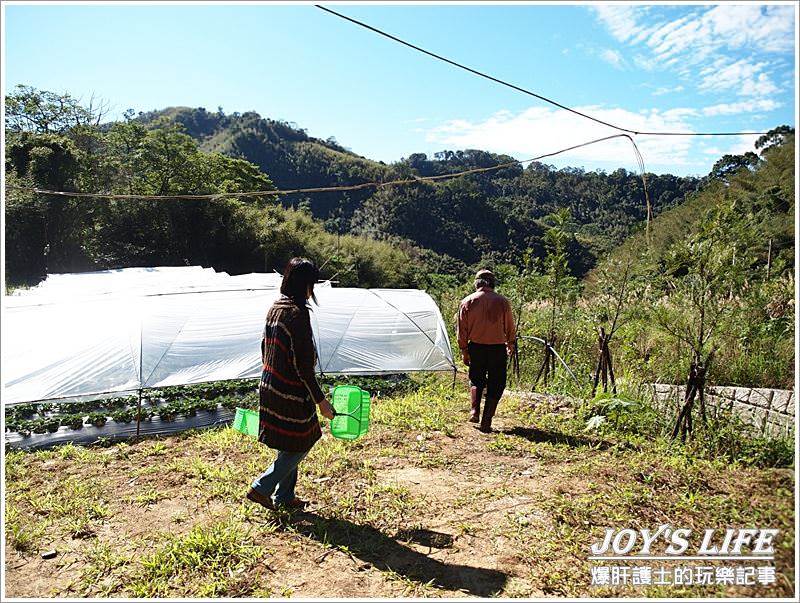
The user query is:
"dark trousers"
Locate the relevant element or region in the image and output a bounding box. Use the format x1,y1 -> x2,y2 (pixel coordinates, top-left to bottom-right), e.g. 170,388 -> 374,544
467,342 -> 507,400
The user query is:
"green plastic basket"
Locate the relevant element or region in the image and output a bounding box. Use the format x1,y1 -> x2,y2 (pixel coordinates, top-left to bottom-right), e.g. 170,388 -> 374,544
330,385 -> 371,440
233,407 -> 259,437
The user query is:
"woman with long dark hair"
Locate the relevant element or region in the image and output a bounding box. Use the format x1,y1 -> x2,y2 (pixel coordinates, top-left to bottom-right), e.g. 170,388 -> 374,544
246,257 -> 335,510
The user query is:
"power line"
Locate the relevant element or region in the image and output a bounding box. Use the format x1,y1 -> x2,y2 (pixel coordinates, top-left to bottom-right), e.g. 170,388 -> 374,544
315,5 -> 770,138
7,133 -> 654,242
5,133 -> 645,202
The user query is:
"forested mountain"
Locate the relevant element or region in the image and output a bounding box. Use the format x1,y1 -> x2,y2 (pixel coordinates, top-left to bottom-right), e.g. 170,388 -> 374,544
4,87 -> 790,292
591,127 -> 795,284
138,107 -> 393,222
4,87 -> 415,287
142,107 -> 701,276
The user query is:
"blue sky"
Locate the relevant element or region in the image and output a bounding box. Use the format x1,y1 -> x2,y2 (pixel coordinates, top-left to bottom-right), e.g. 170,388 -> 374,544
2,1 -> 797,177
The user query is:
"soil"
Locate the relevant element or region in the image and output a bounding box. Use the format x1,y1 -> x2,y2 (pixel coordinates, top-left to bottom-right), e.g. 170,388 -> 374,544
3,397 -> 795,599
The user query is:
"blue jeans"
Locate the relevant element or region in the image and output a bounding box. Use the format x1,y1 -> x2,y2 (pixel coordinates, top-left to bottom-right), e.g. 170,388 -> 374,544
251,449 -> 309,504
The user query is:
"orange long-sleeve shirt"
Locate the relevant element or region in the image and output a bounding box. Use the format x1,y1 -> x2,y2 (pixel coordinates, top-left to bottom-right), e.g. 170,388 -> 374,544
457,287 -> 517,351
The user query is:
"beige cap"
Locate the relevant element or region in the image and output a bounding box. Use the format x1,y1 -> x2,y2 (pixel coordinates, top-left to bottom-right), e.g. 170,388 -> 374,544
474,269 -> 495,288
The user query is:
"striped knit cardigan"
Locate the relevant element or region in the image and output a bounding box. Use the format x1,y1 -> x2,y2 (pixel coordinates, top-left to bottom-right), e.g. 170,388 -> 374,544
258,296 -> 325,452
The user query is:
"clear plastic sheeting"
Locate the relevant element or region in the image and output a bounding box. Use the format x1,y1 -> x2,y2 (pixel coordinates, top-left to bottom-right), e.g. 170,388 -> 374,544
3,267 -> 455,405
312,288 -> 454,374
8,265 -> 286,302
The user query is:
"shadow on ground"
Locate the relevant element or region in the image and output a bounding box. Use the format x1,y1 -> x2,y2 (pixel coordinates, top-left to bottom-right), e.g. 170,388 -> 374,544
504,425 -> 617,450
288,512 -> 507,597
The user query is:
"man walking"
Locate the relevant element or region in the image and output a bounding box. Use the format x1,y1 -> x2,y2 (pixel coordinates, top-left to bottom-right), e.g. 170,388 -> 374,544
457,269 -> 516,433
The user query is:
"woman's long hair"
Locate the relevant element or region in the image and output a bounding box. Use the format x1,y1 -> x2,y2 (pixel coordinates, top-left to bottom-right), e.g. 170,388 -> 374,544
281,257 -> 320,308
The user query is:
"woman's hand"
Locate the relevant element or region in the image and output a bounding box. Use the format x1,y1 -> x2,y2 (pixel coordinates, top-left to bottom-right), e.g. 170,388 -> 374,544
318,398 -> 335,420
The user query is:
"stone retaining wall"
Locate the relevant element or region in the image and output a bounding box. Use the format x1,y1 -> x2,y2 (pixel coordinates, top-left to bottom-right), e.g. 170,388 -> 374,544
650,384 -> 795,438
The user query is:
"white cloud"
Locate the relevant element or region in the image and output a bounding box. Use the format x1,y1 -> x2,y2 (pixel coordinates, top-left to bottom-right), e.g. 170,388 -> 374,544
643,5 -> 795,61
701,135 -> 759,157
424,105 -> 699,172
702,99 -> 781,116
592,5 -> 647,43
652,85 -> 684,96
698,59 -> 778,97
661,107 -> 698,121
702,4 -> 796,53
591,4 -> 793,100
740,73 -> 779,97
633,54 -> 657,71
650,16 -> 713,63
597,48 -> 625,69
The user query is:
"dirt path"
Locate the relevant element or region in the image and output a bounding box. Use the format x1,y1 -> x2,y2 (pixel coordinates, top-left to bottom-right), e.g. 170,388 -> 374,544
4,398 -> 795,598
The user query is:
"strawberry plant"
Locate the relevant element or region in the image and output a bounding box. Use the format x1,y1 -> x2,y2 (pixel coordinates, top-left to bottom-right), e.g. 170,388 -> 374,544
86,412 -> 108,428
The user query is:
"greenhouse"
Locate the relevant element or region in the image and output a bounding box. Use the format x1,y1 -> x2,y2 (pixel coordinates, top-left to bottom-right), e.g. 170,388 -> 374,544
3,267 -> 455,448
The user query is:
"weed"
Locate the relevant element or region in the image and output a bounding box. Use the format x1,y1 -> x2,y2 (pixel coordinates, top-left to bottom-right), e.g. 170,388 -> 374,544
56,443 -> 92,461
128,522 -> 263,597
382,566 -> 438,597
88,502 -> 111,520
3,381 -> 795,599
5,505 -> 46,553
114,443 -> 131,460
132,488 -> 167,507
487,433 -> 522,454
172,511 -> 189,524
142,441 -> 169,457
78,541 -> 131,596
197,424 -> 251,449
66,516 -> 95,539
373,383 -> 463,435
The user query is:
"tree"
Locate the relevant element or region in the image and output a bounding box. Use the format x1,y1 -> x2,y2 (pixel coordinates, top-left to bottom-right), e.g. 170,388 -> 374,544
708,152 -> 759,182
652,200 -> 755,440
588,254 -> 639,396
531,209 -> 580,390
4,130 -> 91,274
5,84 -> 107,134
755,125 -> 794,153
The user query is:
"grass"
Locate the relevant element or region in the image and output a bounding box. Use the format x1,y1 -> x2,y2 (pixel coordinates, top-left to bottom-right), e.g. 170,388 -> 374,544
3,376 -> 795,598
78,541 -> 132,596
128,521 -> 264,598
131,488 -> 168,507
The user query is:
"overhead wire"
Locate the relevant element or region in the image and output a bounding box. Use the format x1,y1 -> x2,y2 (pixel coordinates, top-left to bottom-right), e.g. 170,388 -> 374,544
5,133 -> 647,202
9,8 -> 679,235
315,5 -> 770,138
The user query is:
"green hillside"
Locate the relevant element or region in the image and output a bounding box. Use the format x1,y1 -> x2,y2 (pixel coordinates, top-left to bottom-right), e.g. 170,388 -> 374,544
138,106 -> 394,222
142,106 -> 702,277
4,87 -> 414,288
591,130 -> 795,284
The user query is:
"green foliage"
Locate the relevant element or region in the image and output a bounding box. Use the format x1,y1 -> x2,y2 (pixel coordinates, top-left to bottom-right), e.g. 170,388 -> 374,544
146,107 -> 699,278
754,125 -> 795,152
130,522 -> 263,597
651,198 -> 754,361
4,87 -> 418,288
591,130 -> 794,388
371,381 -> 463,436
582,393 -> 637,430
142,106 -> 392,223
681,412 -> 795,469
580,390 -> 669,437
5,84 -> 103,134
708,152 -> 759,182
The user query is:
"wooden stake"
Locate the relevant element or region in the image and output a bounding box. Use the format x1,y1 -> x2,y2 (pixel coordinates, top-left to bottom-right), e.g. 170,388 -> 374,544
766,238 -> 773,280
136,389 -> 142,438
